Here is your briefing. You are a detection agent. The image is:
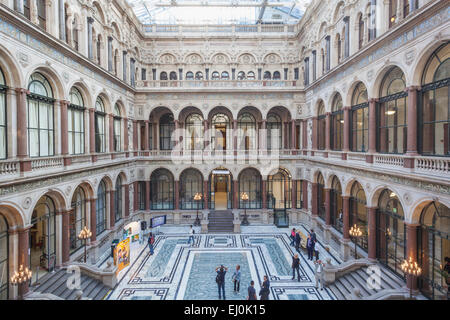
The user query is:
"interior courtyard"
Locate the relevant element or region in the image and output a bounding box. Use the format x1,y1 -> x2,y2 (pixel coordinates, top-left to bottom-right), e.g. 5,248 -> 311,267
0,0 -> 449,301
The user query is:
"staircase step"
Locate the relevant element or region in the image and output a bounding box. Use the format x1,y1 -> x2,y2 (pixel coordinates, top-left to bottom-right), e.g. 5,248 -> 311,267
35,270 -> 66,293
328,283 -> 346,300
87,281 -> 106,299
379,267 -> 405,289
60,274 -> 89,299
66,277 -> 96,300
41,272 -> 70,295
354,269 -> 379,294
82,278 -> 102,297
94,286 -> 111,300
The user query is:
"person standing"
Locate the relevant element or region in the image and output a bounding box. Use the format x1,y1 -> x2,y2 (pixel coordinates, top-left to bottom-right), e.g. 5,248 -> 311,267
295,231 -> 301,253
247,281 -> 257,300
148,232 -> 155,255
290,228 -> 296,246
307,234 -> 315,261
232,265 -> 241,294
188,225 -> 195,246
314,259 -> 325,290
259,275 -> 270,300
310,229 -> 317,243
215,265 -> 228,300
291,253 -> 301,282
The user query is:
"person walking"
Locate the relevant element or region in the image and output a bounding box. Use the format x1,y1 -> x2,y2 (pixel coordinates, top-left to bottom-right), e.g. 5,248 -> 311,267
215,265 -> 228,300
188,225 -> 195,246
310,229 -> 317,243
148,232 -> 155,255
307,234 -> 315,261
314,259 -> 325,290
290,228 -> 296,246
232,265 -> 241,294
247,281 -> 257,300
291,253 -> 301,281
259,275 -> 270,300
295,230 -> 301,253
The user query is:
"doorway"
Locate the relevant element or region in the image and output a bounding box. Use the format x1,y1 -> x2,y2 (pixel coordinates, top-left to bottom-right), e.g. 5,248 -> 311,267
209,170 -> 232,210
214,125 -> 227,151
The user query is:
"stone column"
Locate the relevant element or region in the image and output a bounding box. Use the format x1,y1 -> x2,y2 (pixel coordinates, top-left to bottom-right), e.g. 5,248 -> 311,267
16,88 -> 29,167
203,180 -> 208,210
203,120 -> 209,150
343,106 -> 351,152
87,17 -> 94,60
292,180 -> 297,208
133,181 -> 139,212
233,180 -> 238,209
90,199 -> 97,242
302,180 -> 308,210
146,180 -> 151,211
17,227 -> 30,297
367,206 -> 377,261
342,196 -> 350,240
405,86 -> 419,167
59,0 -> 66,41
311,183 -> 318,216
260,120 -> 267,151
89,108 -> 95,154
132,120 -> 138,155
325,188 -> 331,225
109,191 -> 115,229
124,184 -> 130,218
144,120 -> 149,151
291,119 -> 296,150
262,180 -> 267,209
233,119 -> 238,154
368,98 -> 377,155
60,209 -> 71,264
107,36 -> 113,72
109,114 -> 114,152
325,112 -> 331,150
60,100 -> 70,165
174,181 -> 179,210
312,117 -> 318,150
123,118 -> 128,152
15,0 -> 25,14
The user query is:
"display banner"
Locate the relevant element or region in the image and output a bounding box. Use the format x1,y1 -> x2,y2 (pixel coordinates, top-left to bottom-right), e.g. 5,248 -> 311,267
114,237 -> 130,274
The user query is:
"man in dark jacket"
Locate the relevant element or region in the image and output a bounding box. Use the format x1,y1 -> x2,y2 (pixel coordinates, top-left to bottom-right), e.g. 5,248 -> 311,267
295,231 -> 301,252
291,253 -> 301,281
307,235 -> 315,261
247,281 -> 257,300
259,275 -> 270,300
215,265 -> 228,300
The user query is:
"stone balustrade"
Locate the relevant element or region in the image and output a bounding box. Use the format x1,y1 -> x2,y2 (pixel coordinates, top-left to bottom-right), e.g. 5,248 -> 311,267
374,154 -> 405,168
31,157 -> 64,171
415,156 -> 450,174
137,79 -> 300,89
0,160 -> 19,176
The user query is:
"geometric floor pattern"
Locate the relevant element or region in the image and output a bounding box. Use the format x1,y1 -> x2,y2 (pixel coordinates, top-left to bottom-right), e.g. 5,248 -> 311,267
106,225 -> 341,300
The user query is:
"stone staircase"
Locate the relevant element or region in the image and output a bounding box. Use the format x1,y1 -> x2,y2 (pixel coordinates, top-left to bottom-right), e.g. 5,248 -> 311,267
327,265 -> 407,300
32,268 -> 111,300
208,210 -> 234,233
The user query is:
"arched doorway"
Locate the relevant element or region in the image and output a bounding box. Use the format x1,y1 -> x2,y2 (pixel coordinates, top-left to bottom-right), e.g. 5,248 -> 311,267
30,196 -> 57,282
317,173 -> 325,220
418,201 -> 450,300
376,189 -> 406,275
330,176 -> 343,233
70,187 -> 86,254
0,214 -> 8,299
349,181 -> 368,251
150,169 -> 174,210
211,113 -> 230,151
180,169 -> 204,210
209,168 -> 233,210
267,168 -> 291,209
238,168 -> 262,209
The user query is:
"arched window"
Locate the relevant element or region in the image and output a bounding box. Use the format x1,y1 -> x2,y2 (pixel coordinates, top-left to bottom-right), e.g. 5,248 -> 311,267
150,169 -> 174,210
211,72 -> 220,80
160,72 -> 168,80
376,189 -> 405,275
263,71 -> 271,80
221,71 -> 229,80
267,169 -> 291,209
37,0 -> 46,30
378,66 -> 407,154
31,196 -> 56,272
389,0 -> 397,28
159,113 -> 174,150
330,176 -> 343,233
317,173 -> 325,221
70,187 -> 86,253
418,201 -> 450,300
195,72 -> 203,80
68,87 -> 85,155
113,104 -> 122,152
186,72 -> 194,80
211,113 -> 230,151
349,181 -> 368,252
358,14 -> 364,49
317,101 -> 326,150
238,113 -> 256,151
267,113 -> 282,150
115,176 -> 122,222
239,168 -> 262,209
237,71 -> 246,80
420,42 -> 450,156
273,71 -> 281,80
330,94 -> 343,151
96,180 -> 107,235
0,68 -> 6,159
247,71 -> 255,80
185,113 -> 203,150
351,82 -> 369,152
95,97 -> 106,153
180,169 -> 203,210
0,214 -> 8,300
27,72 -> 54,157
169,72 -> 177,80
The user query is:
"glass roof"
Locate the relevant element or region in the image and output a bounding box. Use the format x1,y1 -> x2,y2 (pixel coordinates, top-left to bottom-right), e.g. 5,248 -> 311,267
127,0 -> 310,25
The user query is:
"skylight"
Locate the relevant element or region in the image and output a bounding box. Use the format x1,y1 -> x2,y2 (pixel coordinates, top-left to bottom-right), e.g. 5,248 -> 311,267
127,0 -> 310,25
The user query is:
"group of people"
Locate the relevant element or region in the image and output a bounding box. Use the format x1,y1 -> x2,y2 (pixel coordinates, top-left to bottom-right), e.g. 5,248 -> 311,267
215,265 -> 271,300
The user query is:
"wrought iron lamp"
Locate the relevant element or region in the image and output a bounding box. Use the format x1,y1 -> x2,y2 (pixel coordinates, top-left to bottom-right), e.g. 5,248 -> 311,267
241,192 -> 249,226
11,263 -> 32,300
401,256 -> 422,299
194,192 -> 202,226
78,226 -> 92,263
349,224 -> 362,259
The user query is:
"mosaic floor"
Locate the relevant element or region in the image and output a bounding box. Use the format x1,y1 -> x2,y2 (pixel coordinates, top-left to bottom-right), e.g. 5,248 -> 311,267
105,225 -> 341,300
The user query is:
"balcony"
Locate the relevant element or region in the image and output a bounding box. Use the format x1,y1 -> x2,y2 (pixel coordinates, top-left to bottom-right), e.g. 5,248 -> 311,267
136,80 -> 301,91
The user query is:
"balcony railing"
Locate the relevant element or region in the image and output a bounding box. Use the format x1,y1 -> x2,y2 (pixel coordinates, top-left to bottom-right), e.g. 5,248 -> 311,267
415,156 -> 450,174
0,160 -> 19,176
374,154 -> 405,168
136,80 -> 300,89
31,157 -> 64,172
